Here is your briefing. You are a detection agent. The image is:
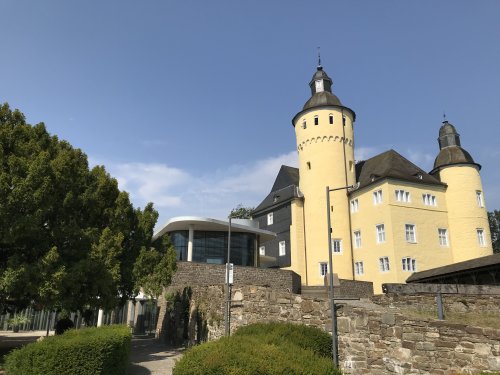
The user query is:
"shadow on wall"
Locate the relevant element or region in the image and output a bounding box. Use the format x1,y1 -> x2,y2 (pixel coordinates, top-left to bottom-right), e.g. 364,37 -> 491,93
160,287 -> 208,347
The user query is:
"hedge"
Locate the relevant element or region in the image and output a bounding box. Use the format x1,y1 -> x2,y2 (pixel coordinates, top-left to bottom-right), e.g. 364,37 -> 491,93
234,322 -> 332,358
5,325 -> 131,375
173,322 -> 341,375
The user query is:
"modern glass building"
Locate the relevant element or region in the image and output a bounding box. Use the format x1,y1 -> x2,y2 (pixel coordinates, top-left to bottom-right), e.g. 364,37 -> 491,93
153,217 -> 276,267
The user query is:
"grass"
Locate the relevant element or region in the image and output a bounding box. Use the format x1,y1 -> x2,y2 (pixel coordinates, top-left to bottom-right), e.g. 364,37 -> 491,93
400,309 -> 500,329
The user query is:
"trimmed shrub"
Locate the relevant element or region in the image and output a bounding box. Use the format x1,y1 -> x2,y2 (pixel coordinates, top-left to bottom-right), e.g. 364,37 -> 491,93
5,325 -> 131,375
234,322 -> 332,358
173,322 -> 341,375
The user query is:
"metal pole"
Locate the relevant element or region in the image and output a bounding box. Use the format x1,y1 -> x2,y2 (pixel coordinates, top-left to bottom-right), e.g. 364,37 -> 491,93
326,186 -> 339,367
224,216 -> 232,336
436,291 -> 445,320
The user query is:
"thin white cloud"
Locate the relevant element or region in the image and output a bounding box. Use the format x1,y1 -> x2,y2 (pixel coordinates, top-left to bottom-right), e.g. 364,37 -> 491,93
93,151 -> 298,228
355,146 -> 380,161
404,149 -> 434,171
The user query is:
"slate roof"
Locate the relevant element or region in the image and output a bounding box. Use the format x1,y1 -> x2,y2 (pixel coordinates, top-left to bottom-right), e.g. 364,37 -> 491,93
432,146 -> 479,172
355,149 -> 444,190
406,253 -> 500,283
253,165 -> 301,215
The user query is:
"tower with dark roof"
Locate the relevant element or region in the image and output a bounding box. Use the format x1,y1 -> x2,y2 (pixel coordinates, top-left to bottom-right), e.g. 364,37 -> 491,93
430,120 -> 491,263
289,63 -> 357,283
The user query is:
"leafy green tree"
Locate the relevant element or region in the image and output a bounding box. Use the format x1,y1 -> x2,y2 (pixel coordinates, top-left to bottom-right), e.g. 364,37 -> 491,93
0,103 -> 176,313
230,204 -> 254,219
488,210 -> 500,253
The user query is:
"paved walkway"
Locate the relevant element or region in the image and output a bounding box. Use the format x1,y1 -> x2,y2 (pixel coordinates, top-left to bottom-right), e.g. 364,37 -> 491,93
0,331 -> 183,375
128,336 -> 184,375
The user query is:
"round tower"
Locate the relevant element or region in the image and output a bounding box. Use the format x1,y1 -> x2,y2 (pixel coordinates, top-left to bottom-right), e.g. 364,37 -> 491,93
291,63 -> 356,285
430,120 -> 493,262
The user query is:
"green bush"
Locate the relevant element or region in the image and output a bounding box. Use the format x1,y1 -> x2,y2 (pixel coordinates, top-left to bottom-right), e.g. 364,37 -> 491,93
5,325 -> 131,375
173,322 -> 341,375
234,322 -> 332,358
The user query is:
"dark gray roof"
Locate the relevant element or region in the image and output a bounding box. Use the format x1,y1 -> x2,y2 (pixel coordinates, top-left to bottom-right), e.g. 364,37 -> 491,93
271,165 -> 299,191
432,146 -> 479,172
253,165 -> 301,214
406,253 -> 500,283
303,91 -> 342,110
355,149 -> 444,189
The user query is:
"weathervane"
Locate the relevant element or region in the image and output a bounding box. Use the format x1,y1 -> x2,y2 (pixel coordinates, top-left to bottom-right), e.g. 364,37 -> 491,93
317,46 -> 322,68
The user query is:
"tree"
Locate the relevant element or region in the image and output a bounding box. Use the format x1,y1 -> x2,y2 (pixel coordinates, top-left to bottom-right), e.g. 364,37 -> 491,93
0,103 -> 176,313
229,204 -> 254,219
488,210 -> 500,253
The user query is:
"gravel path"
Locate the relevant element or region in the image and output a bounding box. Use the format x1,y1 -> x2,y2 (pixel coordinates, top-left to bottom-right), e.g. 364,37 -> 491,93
128,336 -> 184,375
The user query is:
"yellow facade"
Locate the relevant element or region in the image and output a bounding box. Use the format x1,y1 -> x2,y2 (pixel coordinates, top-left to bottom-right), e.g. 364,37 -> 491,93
283,65 -> 494,294
435,165 -> 492,263
293,108 -> 356,285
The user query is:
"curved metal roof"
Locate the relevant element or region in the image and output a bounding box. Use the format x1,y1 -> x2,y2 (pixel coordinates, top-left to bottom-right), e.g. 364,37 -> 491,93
153,216 -> 276,242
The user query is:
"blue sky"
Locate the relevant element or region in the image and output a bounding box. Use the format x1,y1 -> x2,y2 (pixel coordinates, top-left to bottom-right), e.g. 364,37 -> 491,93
2,1 -> 499,228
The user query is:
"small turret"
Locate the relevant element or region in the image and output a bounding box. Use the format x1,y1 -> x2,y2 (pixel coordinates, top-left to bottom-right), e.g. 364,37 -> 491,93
431,120 -> 480,174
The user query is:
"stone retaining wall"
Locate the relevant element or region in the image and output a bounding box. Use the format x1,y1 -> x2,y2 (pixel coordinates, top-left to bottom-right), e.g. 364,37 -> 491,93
373,293 -> 500,314
157,284 -> 500,374
171,261 -> 301,292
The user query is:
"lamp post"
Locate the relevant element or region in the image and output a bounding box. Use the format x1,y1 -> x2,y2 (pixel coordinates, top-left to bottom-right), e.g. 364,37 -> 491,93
224,216 -> 232,336
326,184 -> 357,367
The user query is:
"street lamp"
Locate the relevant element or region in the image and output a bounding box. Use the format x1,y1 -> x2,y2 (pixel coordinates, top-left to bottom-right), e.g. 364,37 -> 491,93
224,216 -> 232,336
326,183 -> 358,367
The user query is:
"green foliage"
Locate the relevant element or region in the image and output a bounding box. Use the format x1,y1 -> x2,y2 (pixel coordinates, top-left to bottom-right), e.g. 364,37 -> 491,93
173,322 -> 340,375
488,210 -> 500,253
234,322 -> 332,358
7,313 -> 31,327
4,325 -> 131,375
0,103 -> 174,312
229,204 -> 254,219
133,231 -> 177,298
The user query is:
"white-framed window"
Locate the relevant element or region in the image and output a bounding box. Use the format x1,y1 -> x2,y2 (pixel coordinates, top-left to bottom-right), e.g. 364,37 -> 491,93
438,228 -> 448,246
476,190 -> 484,208
319,262 -> 329,277
279,240 -> 286,256
395,189 -> 411,203
355,261 -> 364,275
354,230 -> 362,248
477,229 -> 486,247
376,224 -> 385,243
405,224 -> 416,243
422,193 -> 437,206
314,115 -> 319,125
332,239 -> 342,253
329,114 -> 334,124
267,212 -> 273,225
402,257 -> 417,272
379,257 -> 390,272
350,198 -> 359,213
259,246 -> 265,256
373,190 -> 383,205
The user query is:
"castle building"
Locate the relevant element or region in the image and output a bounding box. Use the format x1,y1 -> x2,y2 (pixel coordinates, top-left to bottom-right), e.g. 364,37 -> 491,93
253,63 -> 493,293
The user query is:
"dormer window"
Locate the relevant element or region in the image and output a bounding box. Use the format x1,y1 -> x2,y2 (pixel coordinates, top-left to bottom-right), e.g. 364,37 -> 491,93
315,79 -> 324,93
415,173 -> 423,180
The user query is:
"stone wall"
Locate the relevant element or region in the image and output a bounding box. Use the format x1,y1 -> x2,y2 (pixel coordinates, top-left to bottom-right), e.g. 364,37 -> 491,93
157,284 -> 500,373
373,293 -> 500,315
383,283 -> 500,295
171,261 -> 301,293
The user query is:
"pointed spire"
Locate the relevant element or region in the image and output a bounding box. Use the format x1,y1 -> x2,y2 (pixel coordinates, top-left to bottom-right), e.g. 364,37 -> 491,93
443,111 -> 447,122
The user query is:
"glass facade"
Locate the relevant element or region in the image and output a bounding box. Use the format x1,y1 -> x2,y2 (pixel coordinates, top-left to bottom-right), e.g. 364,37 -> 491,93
170,231 -> 188,261
169,230 -> 256,266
